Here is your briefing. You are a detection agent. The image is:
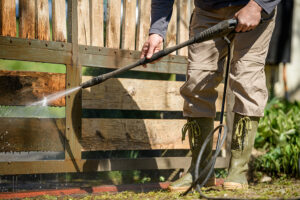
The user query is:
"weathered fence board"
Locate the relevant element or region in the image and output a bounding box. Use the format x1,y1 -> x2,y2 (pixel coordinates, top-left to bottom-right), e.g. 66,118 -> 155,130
79,48 -> 187,74
52,0 -> 67,42
0,36 -> 71,50
0,39 -> 72,65
136,0 -> 151,51
0,0 -> 16,37
81,119 -> 224,151
0,118 -> 65,152
82,77 -> 184,111
81,118 -> 189,150
19,0 -> 35,39
82,77 -> 223,112
77,0 -> 90,45
0,71 -> 224,112
0,157 -> 228,175
178,0 -> 190,56
0,36 -> 187,74
106,0 -> 121,48
36,0 -> 50,41
0,117 -> 223,152
0,70 -> 65,106
122,0 -> 136,50
90,0 -> 104,47
166,0 -> 177,54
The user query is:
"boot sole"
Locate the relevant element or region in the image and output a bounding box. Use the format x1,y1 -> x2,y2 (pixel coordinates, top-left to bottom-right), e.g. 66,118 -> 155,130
168,185 -> 190,192
223,182 -> 248,190
168,178 -> 216,192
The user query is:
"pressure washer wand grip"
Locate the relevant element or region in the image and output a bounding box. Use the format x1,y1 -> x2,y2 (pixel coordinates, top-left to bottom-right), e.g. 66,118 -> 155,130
80,18 -> 238,89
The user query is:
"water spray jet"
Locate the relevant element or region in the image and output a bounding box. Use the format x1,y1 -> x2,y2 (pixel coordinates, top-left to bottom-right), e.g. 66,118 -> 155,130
30,86 -> 81,106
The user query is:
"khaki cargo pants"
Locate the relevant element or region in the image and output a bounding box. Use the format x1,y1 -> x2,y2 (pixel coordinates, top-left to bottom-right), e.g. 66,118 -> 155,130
180,6 -> 276,118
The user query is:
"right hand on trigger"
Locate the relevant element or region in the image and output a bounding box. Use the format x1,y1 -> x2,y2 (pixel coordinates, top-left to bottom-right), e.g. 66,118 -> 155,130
140,34 -> 163,67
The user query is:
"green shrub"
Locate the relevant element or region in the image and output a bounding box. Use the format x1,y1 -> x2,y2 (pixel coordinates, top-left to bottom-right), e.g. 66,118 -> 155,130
254,98 -> 300,177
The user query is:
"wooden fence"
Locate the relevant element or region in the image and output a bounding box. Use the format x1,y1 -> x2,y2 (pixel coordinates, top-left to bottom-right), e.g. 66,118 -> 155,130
0,0 -> 230,175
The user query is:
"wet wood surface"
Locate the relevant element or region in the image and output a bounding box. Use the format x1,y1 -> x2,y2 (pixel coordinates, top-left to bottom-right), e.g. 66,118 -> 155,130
0,118 -> 65,152
0,70 -> 66,106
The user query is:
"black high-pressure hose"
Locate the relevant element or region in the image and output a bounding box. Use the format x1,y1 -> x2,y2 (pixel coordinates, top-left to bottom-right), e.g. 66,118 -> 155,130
80,19 -> 237,89
180,36 -> 232,199
80,14 -> 273,200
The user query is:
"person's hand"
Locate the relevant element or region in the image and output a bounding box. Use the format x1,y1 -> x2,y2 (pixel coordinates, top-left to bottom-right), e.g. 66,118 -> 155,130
140,33 -> 163,67
234,0 -> 262,32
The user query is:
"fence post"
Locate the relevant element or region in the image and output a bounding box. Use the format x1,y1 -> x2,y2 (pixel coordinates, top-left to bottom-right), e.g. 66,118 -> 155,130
66,0 -> 82,171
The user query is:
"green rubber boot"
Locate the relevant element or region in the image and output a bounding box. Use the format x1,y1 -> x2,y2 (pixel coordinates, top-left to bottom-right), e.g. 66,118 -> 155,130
223,113 -> 260,190
168,117 -> 216,192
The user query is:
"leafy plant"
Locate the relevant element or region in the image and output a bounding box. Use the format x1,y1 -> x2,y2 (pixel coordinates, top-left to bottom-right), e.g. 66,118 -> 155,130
254,98 -> 300,177
215,169 -> 228,178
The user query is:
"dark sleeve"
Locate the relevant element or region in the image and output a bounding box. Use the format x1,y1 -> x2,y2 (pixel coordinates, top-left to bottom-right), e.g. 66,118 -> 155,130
149,0 -> 174,40
254,0 -> 281,14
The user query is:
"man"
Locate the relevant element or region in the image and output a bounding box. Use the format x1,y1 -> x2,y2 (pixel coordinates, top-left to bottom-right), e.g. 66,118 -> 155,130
140,0 -> 280,192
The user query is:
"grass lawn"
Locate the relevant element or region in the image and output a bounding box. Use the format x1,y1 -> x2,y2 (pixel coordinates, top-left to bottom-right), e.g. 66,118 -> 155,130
24,178 -> 300,200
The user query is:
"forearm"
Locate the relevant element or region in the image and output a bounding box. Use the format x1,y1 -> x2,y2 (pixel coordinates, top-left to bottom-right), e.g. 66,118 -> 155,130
149,0 -> 174,40
254,0 -> 281,14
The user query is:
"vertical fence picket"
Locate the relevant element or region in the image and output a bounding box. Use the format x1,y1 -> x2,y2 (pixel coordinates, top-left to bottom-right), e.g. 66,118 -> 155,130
90,0 -> 103,47
106,0 -> 121,48
136,0 -> 150,51
36,0 -> 50,40
77,0 -> 90,45
121,0 -> 136,50
19,0 -> 36,39
166,0 -> 177,54
52,0 -> 66,42
178,0 -> 190,56
0,0 -> 16,37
